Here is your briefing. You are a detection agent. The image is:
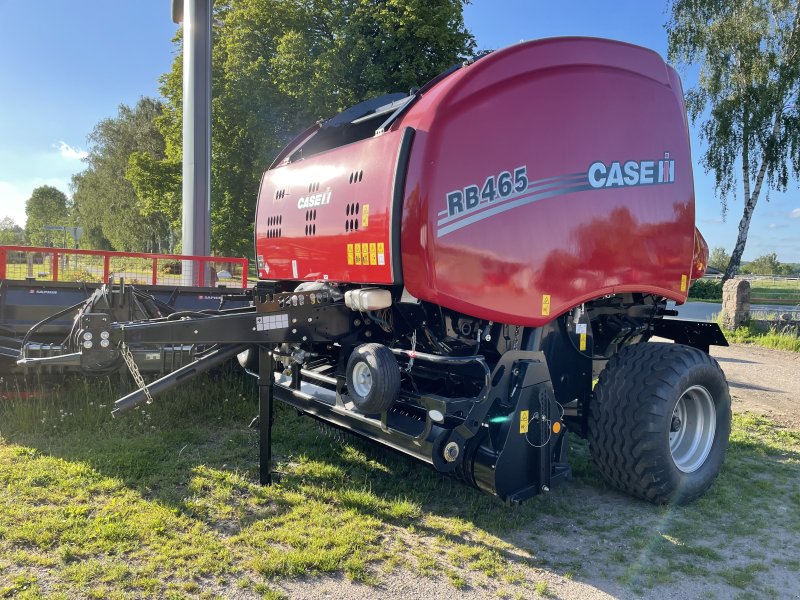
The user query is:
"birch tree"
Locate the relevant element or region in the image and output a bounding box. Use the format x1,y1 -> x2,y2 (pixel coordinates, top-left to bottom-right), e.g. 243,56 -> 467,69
667,0 -> 800,280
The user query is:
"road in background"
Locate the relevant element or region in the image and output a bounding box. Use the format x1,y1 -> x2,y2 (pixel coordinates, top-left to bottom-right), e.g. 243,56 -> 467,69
668,301 -> 800,322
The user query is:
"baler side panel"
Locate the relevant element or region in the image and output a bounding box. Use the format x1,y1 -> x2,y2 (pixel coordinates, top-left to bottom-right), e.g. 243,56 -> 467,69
400,38 -> 696,327
255,130 -> 406,284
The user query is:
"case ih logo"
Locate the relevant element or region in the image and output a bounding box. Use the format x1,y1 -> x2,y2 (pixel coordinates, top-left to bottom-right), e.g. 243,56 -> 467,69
437,154 -> 676,238
588,152 -> 675,188
297,191 -> 332,209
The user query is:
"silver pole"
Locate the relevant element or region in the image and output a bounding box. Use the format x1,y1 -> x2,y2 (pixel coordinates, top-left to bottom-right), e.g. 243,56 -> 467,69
180,0 -> 212,284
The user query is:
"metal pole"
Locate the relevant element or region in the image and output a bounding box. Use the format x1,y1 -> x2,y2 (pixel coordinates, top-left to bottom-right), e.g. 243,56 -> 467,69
181,0 -> 212,284
258,346 -> 275,485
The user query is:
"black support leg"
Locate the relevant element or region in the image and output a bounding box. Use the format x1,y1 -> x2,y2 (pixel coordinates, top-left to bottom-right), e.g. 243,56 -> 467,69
258,346 -> 274,485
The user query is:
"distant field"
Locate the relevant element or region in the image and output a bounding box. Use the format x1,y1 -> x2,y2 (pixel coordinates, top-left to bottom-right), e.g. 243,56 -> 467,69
690,278 -> 800,305
749,279 -> 800,304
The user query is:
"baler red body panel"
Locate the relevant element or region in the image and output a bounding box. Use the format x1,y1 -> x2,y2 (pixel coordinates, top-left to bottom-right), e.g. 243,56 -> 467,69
255,130 -> 404,283
255,37 -> 699,327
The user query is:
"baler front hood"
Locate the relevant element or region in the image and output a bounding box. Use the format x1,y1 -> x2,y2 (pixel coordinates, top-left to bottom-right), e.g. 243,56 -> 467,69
255,37 -> 698,328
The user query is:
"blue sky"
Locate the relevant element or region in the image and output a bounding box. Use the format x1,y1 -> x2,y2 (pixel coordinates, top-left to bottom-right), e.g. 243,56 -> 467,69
1,0 -> 798,260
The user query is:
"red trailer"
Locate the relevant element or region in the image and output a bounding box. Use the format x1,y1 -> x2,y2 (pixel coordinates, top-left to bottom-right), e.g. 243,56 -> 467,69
20,38 -> 730,506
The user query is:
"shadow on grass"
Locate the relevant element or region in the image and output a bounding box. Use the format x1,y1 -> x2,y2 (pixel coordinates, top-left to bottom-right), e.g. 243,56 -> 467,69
1,374 -> 799,597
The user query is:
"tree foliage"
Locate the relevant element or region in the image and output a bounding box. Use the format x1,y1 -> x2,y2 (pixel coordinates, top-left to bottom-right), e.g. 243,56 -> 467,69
71,97 -> 172,252
24,186 -> 70,246
0,217 -> 23,245
707,246 -> 731,271
667,0 -> 800,280
128,0 -> 475,257
738,251 -> 797,274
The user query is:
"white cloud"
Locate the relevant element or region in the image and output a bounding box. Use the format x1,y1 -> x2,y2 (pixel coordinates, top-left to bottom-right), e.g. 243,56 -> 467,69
55,141 -> 88,160
790,208 -> 800,219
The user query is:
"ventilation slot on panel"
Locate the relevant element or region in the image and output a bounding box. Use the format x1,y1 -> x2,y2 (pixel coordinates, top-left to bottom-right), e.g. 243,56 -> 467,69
275,189 -> 286,199
308,181 -> 320,193
266,214 -> 283,238
348,170 -> 364,184
305,209 -> 318,236
344,202 -> 360,232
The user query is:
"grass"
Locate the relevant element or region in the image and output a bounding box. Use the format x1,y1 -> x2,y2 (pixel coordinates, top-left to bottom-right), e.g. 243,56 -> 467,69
749,279 -> 800,304
722,322 -> 800,352
713,311 -> 800,352
0,373 -> 799,598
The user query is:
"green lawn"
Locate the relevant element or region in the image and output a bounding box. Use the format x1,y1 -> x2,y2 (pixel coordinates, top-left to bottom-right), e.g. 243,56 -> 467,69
1,374 -> 799,598
750,279 -> 800,304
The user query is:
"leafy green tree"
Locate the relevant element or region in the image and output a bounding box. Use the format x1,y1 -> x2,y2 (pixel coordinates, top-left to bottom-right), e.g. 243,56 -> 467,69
741,252 -> 782,275
707,246 -> 731,271
129,0 -> 475,257
24,186 -> 69,246
72,97 -> 172,252
667,1 -> 800,281
0,217 -> 23,245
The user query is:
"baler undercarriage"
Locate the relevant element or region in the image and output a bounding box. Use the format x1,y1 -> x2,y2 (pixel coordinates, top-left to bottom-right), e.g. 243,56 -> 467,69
17,279 -> 728,505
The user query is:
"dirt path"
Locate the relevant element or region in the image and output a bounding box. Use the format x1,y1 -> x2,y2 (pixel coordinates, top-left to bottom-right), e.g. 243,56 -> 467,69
711,343 -> 800,427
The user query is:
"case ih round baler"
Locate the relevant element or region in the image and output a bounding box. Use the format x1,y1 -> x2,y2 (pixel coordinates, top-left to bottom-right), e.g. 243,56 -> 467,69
18,37 -> 731,505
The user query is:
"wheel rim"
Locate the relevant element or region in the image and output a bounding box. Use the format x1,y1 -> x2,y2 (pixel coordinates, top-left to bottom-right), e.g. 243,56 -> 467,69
669,385 -> 717,473
351,361 -> 373,398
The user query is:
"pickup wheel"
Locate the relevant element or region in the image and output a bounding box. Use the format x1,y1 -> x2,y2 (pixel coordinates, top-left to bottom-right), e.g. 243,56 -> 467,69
346,343 -> 400,414
588,342 -> 731,505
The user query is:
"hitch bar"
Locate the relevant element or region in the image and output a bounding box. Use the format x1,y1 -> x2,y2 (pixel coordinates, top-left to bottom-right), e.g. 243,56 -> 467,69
112,344 -> 249,416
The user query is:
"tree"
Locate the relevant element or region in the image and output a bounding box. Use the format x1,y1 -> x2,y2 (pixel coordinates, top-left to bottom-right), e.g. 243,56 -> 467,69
129,0 -> 475,257
72,97 -> 172,252
740,252 -> 782,275
667,1 -> 800,281
0,217 -> 23,245
707,246 -> 731,271
25,186 -> 69,246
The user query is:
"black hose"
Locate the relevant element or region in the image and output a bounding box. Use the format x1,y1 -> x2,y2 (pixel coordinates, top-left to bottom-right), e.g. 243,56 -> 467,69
20,299 -> 88,355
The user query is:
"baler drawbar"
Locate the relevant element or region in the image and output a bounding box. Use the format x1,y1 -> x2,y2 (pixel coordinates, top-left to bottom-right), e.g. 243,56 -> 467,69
18,37 -> 732,506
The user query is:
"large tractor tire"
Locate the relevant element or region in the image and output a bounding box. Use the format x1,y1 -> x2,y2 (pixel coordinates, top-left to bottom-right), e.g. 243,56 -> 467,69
588,342 -> 731,505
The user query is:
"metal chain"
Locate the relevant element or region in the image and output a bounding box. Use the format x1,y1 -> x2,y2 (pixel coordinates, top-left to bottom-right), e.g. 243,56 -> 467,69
120,343 -> 154,405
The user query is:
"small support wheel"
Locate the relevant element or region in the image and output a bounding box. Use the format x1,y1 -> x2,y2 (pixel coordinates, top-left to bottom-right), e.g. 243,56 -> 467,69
346,343 -> 400,413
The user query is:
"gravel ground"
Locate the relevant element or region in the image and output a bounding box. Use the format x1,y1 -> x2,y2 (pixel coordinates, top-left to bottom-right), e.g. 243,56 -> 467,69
272,343 -> 800,600
711,343 -> 800,427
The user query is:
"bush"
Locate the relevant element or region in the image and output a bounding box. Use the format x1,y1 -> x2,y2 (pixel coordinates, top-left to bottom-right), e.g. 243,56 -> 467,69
689,278 -> 722,300
160,260 -> 182,275
60,268 -> 102,283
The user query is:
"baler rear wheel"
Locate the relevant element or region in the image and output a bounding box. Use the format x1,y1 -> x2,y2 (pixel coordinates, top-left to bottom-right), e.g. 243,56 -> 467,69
588,342 -> 730,505
346,343 -> 400,414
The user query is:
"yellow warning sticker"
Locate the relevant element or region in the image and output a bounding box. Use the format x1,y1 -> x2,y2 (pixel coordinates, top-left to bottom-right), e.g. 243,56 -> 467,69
354,244 -> 362,265
579,333 -> 587,351
362,204 -> 370,228
542,294 -> 551,316
520,410 -> 529,434
361,243 -> 369,263
347,243 -> 354,265
369,242 -> 377,266
377,242 -> 385,266
680,274 -> 688,292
